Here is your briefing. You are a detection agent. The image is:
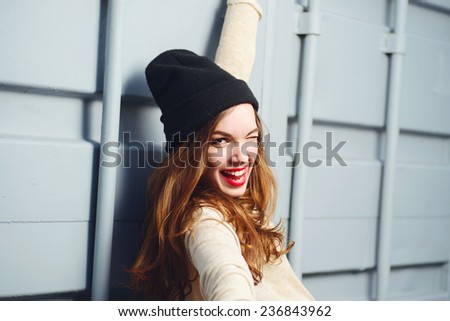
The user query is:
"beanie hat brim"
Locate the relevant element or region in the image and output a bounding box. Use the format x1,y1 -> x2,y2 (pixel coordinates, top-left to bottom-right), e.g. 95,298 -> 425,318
160,78 -> 258,146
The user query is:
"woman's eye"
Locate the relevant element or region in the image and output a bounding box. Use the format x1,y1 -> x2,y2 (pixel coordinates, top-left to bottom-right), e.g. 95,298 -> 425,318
247,136 -> 259,142
210,138 -> 228,146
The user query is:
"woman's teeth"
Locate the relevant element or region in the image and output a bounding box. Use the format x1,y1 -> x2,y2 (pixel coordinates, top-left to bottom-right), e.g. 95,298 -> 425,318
222,169 -> 245,177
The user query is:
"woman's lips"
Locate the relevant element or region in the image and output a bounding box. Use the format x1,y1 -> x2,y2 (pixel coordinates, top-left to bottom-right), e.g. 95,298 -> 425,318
220,167 -> 247,187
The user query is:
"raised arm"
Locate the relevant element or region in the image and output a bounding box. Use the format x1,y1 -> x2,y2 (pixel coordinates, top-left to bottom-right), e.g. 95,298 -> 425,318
215,0 -> 263,82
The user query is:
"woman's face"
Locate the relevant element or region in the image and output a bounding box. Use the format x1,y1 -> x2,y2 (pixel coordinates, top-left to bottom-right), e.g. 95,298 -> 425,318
201,103 -> 259,198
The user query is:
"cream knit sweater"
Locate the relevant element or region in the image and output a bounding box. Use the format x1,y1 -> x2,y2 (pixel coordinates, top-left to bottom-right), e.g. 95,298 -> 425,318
184,208 -> 314,300
214,0 -> 263,82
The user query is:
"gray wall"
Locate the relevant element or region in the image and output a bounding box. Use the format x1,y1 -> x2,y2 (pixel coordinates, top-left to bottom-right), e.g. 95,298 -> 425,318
1,0 -> 449,300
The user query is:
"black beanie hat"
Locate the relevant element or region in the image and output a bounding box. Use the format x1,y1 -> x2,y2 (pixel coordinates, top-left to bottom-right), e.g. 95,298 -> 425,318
145,49 -> 259,150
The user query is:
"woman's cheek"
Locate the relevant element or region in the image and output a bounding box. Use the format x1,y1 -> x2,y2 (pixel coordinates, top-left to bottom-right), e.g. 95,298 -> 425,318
207,147 -> 226,168
246,145 -> 258,164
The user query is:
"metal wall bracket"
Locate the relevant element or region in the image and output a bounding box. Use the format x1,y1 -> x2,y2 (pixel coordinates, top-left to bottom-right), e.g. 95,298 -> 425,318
294,5 -> 321,36
380,33 -> 406,54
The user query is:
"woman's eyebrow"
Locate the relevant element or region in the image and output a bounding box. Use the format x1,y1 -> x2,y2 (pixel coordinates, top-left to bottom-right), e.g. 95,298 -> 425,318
247,128 -> 259,136
212,128 -> 259,137
211,130 -> 232,137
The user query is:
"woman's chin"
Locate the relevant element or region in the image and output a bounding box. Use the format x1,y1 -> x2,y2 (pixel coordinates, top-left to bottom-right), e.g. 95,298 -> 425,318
217,179 -> 249,198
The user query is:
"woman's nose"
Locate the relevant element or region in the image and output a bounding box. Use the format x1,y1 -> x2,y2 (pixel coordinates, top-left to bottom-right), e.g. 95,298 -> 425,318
229,141 -> 250,164
230,141 -> 256,164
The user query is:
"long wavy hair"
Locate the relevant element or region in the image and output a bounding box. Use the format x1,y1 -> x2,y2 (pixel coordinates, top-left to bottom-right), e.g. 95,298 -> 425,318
129,109 -> 293,300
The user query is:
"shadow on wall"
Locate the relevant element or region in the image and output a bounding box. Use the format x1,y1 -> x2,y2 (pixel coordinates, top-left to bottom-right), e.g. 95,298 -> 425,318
109,103 -> 166,300
121,0 -> 226,97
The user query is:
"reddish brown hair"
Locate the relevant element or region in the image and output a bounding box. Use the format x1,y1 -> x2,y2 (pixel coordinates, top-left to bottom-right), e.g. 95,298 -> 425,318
129,110 -> 292,300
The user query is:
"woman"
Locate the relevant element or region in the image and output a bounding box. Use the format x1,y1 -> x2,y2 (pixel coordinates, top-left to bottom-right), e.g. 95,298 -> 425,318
129,1 -> 313,301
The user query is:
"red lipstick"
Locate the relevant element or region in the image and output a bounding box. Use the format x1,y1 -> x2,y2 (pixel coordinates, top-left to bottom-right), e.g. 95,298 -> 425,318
220,167 -> 247,187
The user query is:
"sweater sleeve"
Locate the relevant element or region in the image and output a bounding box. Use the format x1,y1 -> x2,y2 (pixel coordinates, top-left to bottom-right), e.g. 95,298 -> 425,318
214,0 -> 263,82
185,208 -> 256,300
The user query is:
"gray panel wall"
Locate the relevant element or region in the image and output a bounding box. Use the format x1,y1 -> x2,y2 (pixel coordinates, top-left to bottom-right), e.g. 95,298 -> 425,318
1,0 -> 449,300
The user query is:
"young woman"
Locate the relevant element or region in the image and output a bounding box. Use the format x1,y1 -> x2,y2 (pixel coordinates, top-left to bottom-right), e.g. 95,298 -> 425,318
129,0 -> 313,301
